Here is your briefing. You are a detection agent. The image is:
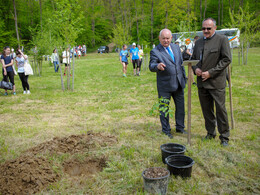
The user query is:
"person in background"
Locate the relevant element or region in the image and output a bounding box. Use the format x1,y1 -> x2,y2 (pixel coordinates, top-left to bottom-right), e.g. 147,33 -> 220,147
192,18 -> 231,146
186,36 -> 199,85
15,49 -> 30,94
62,48 -> 71,76
120,44 -> 129,77
130,42 -> 140,76
1,46 -> 16,95
77,49 -> 81,59
51,49 -> 59,73
138,45 -> 144,76
149,29 -> 187,139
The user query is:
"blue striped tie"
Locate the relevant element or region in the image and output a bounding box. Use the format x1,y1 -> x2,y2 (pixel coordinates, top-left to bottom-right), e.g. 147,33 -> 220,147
166,47 -> 175,63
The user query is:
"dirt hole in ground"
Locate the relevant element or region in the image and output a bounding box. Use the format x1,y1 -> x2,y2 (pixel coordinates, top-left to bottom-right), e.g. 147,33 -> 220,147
0,132 -> 116,195
63,157 -> 107,177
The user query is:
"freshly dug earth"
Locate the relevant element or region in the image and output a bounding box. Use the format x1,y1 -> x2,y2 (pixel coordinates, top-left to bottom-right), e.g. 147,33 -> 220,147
0,156 -> 59,195
63,157 -> 107,177
26,132 -> 117,155
0,132 -> 116,194
143,167 -> 169,178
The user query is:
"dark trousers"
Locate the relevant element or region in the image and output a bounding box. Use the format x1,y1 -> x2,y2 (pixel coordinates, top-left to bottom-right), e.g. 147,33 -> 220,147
159,86 -> 185,134
139,59 -> 142,71
198,87 -> 230,141
3,71 -> 15,85
18,73 -> 30,91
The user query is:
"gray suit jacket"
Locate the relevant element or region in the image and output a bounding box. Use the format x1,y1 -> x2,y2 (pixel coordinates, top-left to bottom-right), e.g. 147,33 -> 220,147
192,34 -> 231,89
149,43 -> 186,93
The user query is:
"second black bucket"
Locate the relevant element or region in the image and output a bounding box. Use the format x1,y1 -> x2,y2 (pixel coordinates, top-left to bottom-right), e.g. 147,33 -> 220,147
160,143 -> 186,164
165,155 -> 195,178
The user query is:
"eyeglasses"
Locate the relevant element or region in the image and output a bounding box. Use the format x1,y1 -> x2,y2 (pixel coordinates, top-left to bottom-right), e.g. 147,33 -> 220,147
202,27 -> 212,31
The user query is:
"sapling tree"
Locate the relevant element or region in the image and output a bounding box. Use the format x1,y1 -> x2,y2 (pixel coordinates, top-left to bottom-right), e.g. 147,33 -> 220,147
229,3 -> 260,65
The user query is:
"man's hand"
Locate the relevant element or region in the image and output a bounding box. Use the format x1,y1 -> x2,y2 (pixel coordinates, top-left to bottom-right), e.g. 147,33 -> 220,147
202,71 -> 210,81
3,70 -> 7,76
195,68 -> 202,76
157,63 -> 166,71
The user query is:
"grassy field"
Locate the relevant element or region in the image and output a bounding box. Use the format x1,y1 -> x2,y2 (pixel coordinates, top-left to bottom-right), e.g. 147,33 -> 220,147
0,47 -> 259,194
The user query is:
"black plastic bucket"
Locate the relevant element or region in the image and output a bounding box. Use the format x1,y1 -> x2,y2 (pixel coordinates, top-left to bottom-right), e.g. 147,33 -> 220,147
160,143 -> 186,164
142,167 -> 170,195
165,155 -> 195,178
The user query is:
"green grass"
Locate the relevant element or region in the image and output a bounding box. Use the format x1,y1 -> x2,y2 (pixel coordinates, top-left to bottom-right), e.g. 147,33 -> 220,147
0,48 -> 259,194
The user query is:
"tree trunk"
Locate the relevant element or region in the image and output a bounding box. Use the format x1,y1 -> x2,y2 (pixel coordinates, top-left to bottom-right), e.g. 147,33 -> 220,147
151,0 -> 154,45
200,0 -> 202,24
39,0 -> 42,33
124,0 -> 128,32
72,47 -> 75,91
165,0 -> 168,28
91,0 -> 95,47
134,0 -> 139,43
187,0 -> 190,31
13,0 -> 20,48
218,0 -> 220,25
118,0 -> 124,24
245,42 -> 249,65
142,0 -> 144,26
221,0 -> 223,25
203,0 -> 207,19
109,0 -> 116,26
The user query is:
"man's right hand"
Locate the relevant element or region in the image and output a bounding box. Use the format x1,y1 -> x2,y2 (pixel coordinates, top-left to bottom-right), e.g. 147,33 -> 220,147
195,68 -> 202,76
157,63 -> 166,71
4,70 -> 7,76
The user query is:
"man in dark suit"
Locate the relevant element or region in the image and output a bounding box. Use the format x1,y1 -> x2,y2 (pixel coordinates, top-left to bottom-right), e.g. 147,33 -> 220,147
149,29 -> 187,139
192,18 -> 231,146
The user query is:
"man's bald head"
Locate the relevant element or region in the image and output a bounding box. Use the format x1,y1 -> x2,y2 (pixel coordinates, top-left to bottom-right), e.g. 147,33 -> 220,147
159,29 -> 173,47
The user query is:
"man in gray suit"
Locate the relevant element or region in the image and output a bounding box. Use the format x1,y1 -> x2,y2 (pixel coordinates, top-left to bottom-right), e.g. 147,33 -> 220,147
149,29 -> 187,139
192,18 -> 231,146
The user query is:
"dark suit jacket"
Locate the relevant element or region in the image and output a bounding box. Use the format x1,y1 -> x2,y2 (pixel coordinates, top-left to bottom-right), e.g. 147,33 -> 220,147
149,43 -> 186,93
192,33 -> 231,89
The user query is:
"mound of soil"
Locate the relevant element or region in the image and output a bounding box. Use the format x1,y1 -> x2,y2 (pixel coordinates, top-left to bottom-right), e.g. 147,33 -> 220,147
27,132 -> 117,155
0,156 -> 59,195
0,132 -> 116,194
143,167 -> 169,179
63,157 -> 107,177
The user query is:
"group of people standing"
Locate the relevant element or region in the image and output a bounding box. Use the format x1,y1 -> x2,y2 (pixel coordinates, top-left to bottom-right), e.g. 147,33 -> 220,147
149,18 -> 231,147
1,46 -> 30,95
120,43 -> 144,77
51,47 -> 72,76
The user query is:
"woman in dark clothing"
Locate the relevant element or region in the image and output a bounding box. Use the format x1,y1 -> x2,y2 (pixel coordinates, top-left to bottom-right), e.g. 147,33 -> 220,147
1,46 -> 16,95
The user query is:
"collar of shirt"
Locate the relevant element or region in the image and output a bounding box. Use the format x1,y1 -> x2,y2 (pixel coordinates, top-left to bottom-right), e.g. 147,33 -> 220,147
164,45 -> 173,54
204,32 -> 216,40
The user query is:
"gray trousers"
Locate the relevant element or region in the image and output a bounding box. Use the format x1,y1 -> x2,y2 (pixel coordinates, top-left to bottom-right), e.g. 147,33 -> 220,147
198,87 -> 230,141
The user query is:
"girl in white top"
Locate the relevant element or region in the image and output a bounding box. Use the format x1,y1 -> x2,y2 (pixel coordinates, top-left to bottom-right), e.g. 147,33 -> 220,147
15,49 -> 30,94
62,48 -> 71,76
138,45 -> 144,75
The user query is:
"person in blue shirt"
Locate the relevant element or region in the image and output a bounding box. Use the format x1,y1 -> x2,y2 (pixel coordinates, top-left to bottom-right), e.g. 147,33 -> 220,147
1,46 -> 16,95
120,44 -> 129,77
130,43 -> 140,76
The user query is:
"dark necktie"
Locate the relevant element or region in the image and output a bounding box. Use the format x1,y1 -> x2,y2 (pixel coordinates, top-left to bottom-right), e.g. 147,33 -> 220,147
166,46 -> 175,63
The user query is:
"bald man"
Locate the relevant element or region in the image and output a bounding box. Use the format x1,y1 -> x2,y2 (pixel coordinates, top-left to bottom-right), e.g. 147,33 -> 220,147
149,29 -> 187,139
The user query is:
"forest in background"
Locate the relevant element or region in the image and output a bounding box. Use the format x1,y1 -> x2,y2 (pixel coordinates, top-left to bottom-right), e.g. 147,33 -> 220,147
0,0 -> 259,54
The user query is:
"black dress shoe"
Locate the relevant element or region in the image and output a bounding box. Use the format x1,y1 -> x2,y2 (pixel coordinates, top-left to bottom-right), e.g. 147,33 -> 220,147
221,140 -> 229,147
163,132 -> 173,139
176,130 -> 188,134
167,133 -> 173,139
203,134 -> 216,140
